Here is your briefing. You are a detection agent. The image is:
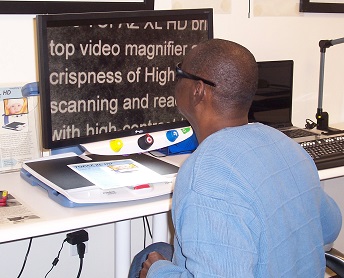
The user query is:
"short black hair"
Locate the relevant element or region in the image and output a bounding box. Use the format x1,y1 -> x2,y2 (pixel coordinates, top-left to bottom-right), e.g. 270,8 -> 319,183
185,39 -> 258,112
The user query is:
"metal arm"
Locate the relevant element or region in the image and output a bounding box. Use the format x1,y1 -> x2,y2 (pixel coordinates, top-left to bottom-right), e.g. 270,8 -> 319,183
316,37 -> 344,134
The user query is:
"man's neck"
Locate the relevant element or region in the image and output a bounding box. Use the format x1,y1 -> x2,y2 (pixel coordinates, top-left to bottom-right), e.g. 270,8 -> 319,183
195,116 -> 248,143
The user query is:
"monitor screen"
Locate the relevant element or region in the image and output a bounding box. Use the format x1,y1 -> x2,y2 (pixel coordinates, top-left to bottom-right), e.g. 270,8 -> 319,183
36,9 -> 213,149
249,60 -> 294,127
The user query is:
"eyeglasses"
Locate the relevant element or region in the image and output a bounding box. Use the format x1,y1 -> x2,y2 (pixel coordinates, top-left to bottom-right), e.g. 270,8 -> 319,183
175,63 -> 216,87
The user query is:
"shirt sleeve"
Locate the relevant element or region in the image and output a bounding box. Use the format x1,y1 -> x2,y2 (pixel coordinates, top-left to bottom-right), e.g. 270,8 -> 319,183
319,192 -> 342,245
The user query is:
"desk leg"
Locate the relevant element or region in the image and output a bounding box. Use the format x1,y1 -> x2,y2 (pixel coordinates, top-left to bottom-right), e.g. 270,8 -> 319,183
152,212 -> 168,243
115,220 -> 131,278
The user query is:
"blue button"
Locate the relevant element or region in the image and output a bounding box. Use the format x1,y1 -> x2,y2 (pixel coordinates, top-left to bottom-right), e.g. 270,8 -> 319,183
166,130 -> 179,142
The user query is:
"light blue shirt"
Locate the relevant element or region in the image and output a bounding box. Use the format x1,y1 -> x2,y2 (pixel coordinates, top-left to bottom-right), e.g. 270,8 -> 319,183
148,123 -> 342,277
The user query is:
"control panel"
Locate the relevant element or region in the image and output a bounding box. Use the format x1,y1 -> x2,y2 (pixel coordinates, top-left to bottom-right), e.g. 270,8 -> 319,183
81,127 -> 193,155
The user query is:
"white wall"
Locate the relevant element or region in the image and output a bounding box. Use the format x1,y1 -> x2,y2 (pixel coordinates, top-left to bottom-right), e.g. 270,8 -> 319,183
1,1 -> 344,126
1,0 -> 344,277
213,4 -> 344,129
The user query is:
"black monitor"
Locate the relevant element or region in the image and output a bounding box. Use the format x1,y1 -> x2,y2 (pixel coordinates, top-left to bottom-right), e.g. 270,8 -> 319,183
36,9 -> 213,151
249,60 -> 294,126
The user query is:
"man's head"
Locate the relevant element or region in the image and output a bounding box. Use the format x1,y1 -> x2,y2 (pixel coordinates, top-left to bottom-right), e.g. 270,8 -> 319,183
175,39 -> 258,142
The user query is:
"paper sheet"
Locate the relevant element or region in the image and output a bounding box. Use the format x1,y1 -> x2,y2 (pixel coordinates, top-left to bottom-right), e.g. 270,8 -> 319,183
68,159 -> 170,190
0,86 -> 41,172
0,193 -> 40,225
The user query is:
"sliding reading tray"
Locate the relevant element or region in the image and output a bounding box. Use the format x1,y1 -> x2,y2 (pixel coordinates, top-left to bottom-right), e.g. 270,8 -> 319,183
21,153 -> 178,207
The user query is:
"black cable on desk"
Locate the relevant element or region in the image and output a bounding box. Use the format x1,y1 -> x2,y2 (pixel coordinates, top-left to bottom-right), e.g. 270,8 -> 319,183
17,237 -> 33,278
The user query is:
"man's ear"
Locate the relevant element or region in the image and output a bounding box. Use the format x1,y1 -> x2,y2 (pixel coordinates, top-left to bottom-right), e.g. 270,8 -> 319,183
192,81 -> 206,106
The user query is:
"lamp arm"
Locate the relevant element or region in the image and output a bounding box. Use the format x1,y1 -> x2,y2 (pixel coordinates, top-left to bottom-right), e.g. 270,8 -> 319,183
319,37 -> 344,52
316,37 -> 344,132
330,37 -> 344,46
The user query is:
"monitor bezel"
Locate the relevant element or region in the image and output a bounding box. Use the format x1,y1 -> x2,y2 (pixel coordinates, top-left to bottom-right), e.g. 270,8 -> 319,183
36,9 -> 214,149
0,0 -> 154,14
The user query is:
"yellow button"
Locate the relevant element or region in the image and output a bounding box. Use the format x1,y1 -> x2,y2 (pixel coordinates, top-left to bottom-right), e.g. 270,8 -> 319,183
110,139 -> 123,152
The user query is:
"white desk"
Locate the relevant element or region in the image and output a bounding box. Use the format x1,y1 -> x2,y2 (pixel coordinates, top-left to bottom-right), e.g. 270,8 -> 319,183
0,153 -> 344,277
0,154 -> 188,277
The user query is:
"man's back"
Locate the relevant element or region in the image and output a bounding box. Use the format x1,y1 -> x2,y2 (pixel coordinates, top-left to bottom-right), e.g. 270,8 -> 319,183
132,39 -> 342,278
170,123 -> 342,277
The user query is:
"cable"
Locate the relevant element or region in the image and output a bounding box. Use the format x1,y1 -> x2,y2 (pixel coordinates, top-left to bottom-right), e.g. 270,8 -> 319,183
148,151 -> 167,158
44,238 -> 67,278
43,230 -> 88,278
143,217 -> 147,248
143,216 -> 153,248
17,237 -> 33,278
145,217 -> 152,239
305,118 -> 317,129
76,258 -> 84,278
76,242 -> 86,278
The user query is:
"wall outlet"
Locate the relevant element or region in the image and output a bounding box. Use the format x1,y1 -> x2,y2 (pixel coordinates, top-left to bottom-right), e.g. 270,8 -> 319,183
70,242 -> 88,256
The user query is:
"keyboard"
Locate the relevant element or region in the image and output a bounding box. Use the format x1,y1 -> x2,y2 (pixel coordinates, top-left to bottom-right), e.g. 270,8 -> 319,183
281,128 -> 317,139
300,135 -> 344,170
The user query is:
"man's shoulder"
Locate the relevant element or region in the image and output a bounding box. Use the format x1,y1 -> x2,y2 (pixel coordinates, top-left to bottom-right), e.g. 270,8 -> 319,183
193,123 -> 292,155
179,122 -> 316,185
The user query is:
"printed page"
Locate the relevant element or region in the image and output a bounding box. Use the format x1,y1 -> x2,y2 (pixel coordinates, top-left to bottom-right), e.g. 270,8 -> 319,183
0,86 -> 41,172
68,159 -> 170,189
0,193 -> 40,225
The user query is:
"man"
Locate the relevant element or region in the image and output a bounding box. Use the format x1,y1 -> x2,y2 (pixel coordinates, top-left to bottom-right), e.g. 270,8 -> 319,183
130,39 -> 342,277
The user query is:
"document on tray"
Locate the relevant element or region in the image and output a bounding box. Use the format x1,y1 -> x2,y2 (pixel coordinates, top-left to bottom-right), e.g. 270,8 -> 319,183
68,159 -> 170,190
